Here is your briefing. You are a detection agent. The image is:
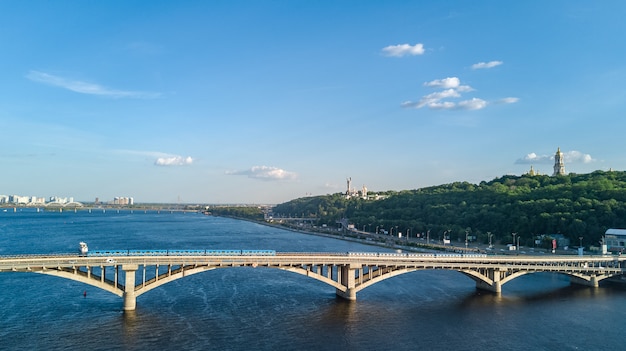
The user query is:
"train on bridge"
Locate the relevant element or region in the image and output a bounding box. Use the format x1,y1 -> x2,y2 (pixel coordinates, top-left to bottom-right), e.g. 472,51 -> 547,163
78,242 -> 487,258
347,252 -> 487,258
85,248 -> 277,257
79,242 -> 276,257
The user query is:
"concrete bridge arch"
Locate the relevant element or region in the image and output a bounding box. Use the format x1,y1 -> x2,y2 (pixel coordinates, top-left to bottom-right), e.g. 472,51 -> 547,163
2,253 -> 623,311
35,263 -> 617,307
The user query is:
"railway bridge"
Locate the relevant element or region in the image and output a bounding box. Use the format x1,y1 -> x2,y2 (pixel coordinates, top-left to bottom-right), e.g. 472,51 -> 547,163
1,252 -> 624,311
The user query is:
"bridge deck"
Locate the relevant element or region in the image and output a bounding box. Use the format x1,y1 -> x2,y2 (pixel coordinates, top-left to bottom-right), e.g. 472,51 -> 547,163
2,252 -> 624,311
1,252 -> 625,270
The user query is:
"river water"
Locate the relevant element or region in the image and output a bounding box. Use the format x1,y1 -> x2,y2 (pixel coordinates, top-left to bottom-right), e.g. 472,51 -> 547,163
0,209 -> 624,351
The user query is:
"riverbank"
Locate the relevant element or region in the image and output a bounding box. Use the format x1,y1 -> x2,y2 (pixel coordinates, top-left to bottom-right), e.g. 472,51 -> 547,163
221,215 -> 587,256
226,215 -> 470,254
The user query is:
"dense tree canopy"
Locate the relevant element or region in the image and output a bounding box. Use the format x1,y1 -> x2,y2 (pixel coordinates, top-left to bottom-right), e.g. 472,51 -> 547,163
207,205 -> 265,220
272,171 -> 626,248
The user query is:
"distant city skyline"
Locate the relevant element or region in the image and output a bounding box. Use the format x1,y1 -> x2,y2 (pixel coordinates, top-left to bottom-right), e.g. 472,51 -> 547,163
1,2 -> 624,204
0,194 -> 133,206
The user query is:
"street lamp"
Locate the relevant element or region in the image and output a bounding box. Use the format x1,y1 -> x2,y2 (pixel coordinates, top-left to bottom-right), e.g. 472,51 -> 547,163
465,230 -> 469,249
517,235 -> 520,251
427,230 -> 430,244
579,236 -> 583,248
512,233 -> 517,250
488,232 -> 493,249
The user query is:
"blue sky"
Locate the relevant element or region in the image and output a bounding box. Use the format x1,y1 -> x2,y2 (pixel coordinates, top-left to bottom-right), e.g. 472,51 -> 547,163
1,1 -> 625,204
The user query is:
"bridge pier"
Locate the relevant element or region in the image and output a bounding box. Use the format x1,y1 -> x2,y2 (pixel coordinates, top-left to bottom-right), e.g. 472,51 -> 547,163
475,268 -> 503,293
122,264 -> 138,311
476,280 -> 502,293
570,275 -> 600,288
336,264 -> 357,300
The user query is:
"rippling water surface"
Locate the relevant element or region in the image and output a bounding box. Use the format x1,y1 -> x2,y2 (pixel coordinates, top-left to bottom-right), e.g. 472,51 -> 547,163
1,210 -> 625,351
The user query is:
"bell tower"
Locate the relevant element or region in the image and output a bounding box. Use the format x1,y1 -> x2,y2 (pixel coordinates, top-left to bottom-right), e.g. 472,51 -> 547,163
553,147 -> 565,176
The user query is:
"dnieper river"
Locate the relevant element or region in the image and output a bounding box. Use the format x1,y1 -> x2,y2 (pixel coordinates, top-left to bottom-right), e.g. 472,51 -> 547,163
0,210 -> 624,351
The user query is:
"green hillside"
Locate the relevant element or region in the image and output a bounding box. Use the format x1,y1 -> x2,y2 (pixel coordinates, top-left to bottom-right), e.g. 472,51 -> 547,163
272,170 -> 626,249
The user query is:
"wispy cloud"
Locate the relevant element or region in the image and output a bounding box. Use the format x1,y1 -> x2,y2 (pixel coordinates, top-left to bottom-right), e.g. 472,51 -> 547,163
516,152 -> 551,164
381,43 -> 425,57
226,166 -> 297,181
471,61 -> 503,69
402,88 -> 460,109
515,150 -> 595,164
116,149 -> 193,166
567,150 -> 595,163
402,76 -> 518,111
26,70 -> 160,99
402,77 -> 486,110
457,98 -> 488,110
423,77 -> 473,92
496,97 -> 520,104
155,155 -> 193,166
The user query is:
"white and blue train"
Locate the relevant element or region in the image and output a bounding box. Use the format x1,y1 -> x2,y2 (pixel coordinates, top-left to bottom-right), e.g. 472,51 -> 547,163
81,246 -> 276,257
347,252 -> 487,258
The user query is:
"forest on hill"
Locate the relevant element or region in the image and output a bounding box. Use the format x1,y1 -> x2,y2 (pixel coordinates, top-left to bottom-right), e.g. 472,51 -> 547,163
271,170 -> 626,249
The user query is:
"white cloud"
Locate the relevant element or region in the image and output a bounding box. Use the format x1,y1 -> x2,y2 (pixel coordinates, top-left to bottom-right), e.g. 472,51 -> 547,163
496,97 -> 520,104
515,150 -> 595,164
565,150 -> 595,164
515,152 -> 552,164
155,155 -> 193,166
428,101 -> 457,110
382,43 -> 425,57
424,77 -> 473,92
471,61 -> 503,69
416,89 -> 461,108
412,98 -> 487,111
226,166 -> 297,181
115,149 -> 193,166
403,75 -> 515,111
400,100 -> 419,108
403,77 -> 482,110
26,70 -> 160,99
457,98 -> 488,110
425,89 -> 461,100
424,77 -> 460,89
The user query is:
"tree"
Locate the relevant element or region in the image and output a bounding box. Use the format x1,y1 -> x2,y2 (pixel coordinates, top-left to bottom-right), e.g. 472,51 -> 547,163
271,171 -> 626,247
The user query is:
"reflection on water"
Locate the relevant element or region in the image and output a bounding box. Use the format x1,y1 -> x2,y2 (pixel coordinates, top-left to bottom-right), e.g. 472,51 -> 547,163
122,310 -> 139,341
460,284 -> 604,308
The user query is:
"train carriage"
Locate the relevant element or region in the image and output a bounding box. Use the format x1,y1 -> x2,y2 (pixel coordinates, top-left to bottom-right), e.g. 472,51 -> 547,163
80,243 -> 277,257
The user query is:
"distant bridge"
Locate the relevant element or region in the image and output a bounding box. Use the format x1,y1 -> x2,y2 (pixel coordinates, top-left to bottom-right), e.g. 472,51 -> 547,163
43,201 -> 84,208
1,252 -> 624,311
